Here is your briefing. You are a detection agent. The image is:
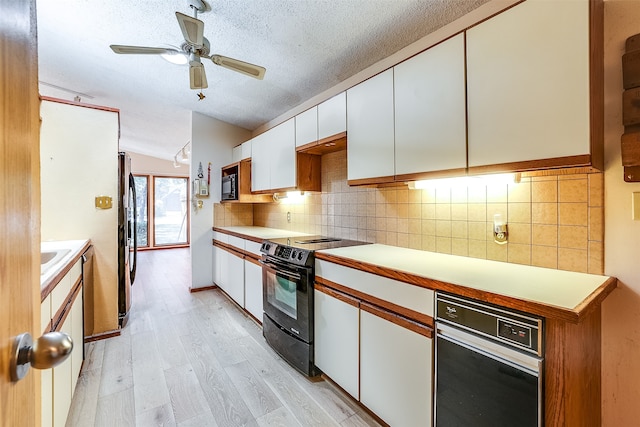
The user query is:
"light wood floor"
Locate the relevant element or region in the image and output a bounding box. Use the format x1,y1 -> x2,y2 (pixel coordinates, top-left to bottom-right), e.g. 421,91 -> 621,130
66,248 -> 381,427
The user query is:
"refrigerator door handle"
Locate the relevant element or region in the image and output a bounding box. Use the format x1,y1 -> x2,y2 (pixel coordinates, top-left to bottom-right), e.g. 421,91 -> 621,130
129,173 -> 137,284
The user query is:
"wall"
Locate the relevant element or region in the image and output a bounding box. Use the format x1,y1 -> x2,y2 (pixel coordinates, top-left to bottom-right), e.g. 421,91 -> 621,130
40,100 -> 120,334
252,151 -> 605,273
191,112 -> 251,289
602,1 -> 640,424
129,151 -> 188,175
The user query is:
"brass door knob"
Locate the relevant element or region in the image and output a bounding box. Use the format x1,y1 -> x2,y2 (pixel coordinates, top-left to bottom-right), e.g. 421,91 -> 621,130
10,332 -> 73,382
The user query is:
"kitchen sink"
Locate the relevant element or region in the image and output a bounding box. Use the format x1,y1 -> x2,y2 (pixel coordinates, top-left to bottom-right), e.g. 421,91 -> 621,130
41,249 -> 70,275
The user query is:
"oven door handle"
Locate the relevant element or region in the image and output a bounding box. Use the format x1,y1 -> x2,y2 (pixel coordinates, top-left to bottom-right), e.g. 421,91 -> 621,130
260,259 -> 302,281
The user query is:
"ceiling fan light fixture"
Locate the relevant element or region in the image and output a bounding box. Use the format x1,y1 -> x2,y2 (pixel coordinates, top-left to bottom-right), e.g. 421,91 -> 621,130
161,51 -> 188,65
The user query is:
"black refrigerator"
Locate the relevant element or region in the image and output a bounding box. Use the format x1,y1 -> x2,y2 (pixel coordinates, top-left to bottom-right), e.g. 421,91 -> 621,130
118,152 -> 137,327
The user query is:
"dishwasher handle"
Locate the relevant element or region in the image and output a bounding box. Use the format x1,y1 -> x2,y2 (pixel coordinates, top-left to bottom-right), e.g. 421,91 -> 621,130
437,322 -> 542,376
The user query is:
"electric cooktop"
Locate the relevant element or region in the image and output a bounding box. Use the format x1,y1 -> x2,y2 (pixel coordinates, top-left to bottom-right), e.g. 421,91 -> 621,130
260,235 -> 370,266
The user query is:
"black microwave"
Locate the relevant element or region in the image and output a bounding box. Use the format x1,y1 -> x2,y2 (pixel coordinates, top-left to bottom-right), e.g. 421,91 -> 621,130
221,174 -> 238,200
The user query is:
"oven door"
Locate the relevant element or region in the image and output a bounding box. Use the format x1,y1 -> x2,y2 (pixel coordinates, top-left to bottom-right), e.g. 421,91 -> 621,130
262,257 -> 312,343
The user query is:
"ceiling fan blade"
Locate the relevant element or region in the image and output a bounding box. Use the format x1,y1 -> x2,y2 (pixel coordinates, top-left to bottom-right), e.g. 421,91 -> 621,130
176,12 -> 204,47
210,55 -> 266,80
190,63 -> 208,89
110,45 -> 177,55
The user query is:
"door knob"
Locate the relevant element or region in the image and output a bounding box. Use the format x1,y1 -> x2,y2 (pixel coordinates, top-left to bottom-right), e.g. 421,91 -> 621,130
10,332 -> 73,382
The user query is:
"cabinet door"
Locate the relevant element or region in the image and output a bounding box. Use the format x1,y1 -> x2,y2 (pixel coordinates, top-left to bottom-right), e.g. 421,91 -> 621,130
318,92 -> 346,140
347,69 -> 395,182
226,250 -> 245,306
466,0 -> 590,168
53,314 -> 73,427
295,106 -> 318,147
269,118 -> 296,191
232,145 -> 242,163
314,289 -> 360,399
251,133 -> 270,192
241,140 -> 252,160
244,259 -> 263,320
394,33 -> 466,176
360,307 -> 432,427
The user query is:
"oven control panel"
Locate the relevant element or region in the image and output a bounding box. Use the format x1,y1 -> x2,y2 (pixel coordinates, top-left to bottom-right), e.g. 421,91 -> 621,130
260,242 -> 311,266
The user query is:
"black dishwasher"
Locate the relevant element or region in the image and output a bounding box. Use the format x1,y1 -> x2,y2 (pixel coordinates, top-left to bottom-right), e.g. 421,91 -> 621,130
434,293 -> 544,427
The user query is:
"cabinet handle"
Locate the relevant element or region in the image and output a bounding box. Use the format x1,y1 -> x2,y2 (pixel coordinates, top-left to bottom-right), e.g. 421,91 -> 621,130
9,331 -> 73,382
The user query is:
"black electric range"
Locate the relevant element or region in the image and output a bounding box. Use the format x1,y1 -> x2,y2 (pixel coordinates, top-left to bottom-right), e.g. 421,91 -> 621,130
259,235 -> 369,376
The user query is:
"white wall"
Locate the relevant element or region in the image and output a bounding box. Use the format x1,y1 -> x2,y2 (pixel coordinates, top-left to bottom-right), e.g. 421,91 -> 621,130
40,100 -> 120,334
190,112 -> 250,288
129,151 -> 188,176
602,1 -> 640,424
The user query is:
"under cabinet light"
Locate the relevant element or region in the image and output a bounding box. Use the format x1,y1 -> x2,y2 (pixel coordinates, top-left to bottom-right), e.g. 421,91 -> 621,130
409,173 -> 518,189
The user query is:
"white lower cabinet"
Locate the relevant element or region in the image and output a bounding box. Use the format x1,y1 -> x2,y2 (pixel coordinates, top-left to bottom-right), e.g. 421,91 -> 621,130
226,249 -> 245,306
360,308 -> 433,427
42,260 -> 83,427
314,289 -> 359,399
53,313 -> 73,427
244,259 -> 263,320
213,236 -> 264,322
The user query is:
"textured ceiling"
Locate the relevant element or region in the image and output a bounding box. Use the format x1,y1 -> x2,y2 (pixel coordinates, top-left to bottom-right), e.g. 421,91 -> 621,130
36,0 -> 489,161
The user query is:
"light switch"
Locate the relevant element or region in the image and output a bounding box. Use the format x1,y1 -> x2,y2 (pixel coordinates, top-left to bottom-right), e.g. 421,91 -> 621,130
633,192 -> 640,220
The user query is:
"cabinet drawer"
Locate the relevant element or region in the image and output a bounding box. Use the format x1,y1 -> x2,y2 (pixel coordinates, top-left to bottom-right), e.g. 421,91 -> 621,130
245,240 -> 262,257
316,259 -> 434,317
213,231 -> 229,244
228,235 -> 245,251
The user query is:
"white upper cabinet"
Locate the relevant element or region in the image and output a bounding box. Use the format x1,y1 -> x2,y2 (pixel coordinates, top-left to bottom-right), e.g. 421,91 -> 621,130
295,106 -> 318,148
232,145 -> 242,163
241,140 -> 252,160
394,33 -> 467,177
250,133 -> 270,192
318,92 -> 346,140
347,69 -> 395,182
268,118 -> 296,190
466,0 -> 591,169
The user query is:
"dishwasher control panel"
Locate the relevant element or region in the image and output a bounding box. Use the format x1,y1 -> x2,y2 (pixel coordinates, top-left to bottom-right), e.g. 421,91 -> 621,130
436,293 -> 543,356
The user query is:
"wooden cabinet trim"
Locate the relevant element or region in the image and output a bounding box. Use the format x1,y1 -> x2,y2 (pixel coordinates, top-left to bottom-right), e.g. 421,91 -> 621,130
467,154 -> 594,175
52,275 -> 82,333
221,160 -> 273,204
544,306 -> 601,426
347,175 -> 395,187
315,276 -> 433,327
315,252 -> 617,323
395,168 -> 467,183
244,255 -> 262,267
315,282 -> 360,308
213,240 -> 245,259
297,132 -> 348,156
360,301 -> 433,339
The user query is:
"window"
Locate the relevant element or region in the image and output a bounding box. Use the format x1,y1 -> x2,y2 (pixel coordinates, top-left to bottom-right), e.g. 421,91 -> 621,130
133,176 -> 149,247
133,174 -> 189,249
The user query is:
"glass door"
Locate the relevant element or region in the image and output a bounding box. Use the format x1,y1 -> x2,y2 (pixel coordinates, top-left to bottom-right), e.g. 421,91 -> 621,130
153,176 -> 189,246
133,175 -> 148,247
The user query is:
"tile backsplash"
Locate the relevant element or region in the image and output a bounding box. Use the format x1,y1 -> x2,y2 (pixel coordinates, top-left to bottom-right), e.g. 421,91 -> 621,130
215,150 -> 604,274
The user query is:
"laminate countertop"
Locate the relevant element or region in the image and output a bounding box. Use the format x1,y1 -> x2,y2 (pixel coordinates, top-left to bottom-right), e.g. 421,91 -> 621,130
41,239 -> 91,298
213,226 -> 310,243
315,244 -> 617,323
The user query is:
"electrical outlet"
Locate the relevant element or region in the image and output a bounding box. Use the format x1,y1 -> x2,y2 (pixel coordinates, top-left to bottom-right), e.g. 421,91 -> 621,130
287,211 -> 291,223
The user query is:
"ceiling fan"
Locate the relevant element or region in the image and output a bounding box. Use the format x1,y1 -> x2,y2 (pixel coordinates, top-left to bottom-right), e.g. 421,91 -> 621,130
110,0 -> 266,90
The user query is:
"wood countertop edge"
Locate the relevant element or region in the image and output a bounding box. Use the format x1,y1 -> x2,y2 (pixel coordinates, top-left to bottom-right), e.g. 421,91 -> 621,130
212,227 -> 264,243
40,240 -> 92,301
315,252 -> 617,324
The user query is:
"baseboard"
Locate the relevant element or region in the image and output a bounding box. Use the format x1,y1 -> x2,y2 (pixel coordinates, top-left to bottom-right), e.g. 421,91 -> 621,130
84,329 -> 121,342
189,285 -> 218,293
